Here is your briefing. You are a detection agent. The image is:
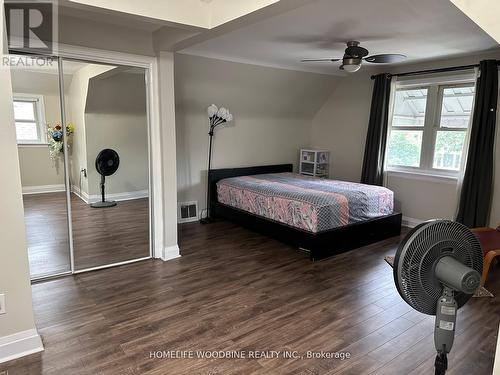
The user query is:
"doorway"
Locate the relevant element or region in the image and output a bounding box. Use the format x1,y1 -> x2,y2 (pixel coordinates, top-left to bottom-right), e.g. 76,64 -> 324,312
11,54 -> 153,280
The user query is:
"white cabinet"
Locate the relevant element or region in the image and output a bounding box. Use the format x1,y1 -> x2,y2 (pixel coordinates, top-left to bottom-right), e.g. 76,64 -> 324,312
299,149 -> 330,178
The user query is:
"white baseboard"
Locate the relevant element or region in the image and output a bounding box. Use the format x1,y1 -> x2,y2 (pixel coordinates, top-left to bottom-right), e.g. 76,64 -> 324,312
0,329 -> 43,364
89,190 -> 149,203
402,216 -> 425,228
71,185 -> 148,204
71,185 -> 89,203
178,217 -> 199,224
161,244 -> 181,261
22,184 -> 65,195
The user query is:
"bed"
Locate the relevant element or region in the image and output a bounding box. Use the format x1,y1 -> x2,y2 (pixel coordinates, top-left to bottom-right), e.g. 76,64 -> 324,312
208,164 -> 402,261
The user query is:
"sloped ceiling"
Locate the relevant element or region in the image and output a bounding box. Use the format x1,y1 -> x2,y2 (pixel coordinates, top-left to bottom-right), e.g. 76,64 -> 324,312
450,0 -> 500,43
179,0 -> 500,75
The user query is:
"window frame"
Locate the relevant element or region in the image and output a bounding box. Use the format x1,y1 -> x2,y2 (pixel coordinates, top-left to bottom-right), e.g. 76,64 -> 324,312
13,93 -> 47,146
385,78 -> 475,178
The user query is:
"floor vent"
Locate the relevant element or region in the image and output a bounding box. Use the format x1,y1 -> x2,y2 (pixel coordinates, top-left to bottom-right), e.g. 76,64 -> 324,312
178,201 -> 198,223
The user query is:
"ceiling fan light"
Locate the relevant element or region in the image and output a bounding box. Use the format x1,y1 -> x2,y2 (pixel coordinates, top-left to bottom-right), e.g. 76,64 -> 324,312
341,64 -> 361,73
340,57 -> 362,73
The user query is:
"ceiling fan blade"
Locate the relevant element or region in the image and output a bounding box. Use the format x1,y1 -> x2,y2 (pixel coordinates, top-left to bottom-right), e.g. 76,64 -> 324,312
301,58 -> 341,62
364,54 -> 407,63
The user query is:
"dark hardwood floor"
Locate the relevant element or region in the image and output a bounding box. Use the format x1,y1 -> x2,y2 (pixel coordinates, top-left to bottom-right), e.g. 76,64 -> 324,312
23,192 -> 149,277
2,221 -> 499,374
23,193 -> 71,277
70,194 -> 150,270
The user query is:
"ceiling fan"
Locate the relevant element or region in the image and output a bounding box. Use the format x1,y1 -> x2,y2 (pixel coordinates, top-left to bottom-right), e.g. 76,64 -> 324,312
301,41 -> 406,72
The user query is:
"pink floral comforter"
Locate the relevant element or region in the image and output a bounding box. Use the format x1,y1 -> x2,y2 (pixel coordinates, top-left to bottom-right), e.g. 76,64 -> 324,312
216,172 -> 394,233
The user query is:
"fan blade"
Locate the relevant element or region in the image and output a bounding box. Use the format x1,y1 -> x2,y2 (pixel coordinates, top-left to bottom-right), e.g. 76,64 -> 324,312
301,58 -> 341,62
364,54 -> 406,63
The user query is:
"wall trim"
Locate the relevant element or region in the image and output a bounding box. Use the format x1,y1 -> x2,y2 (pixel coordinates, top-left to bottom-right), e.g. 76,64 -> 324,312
178,217 -> 199,224
17,143 -> 49,148
90,190 -> 149,203
0,329 -> 43,364
70,185 -> 149,204
162,244 -> 181,261
22,184 -> 65,195
70,184 -> 89,203
402,216 -> 425,228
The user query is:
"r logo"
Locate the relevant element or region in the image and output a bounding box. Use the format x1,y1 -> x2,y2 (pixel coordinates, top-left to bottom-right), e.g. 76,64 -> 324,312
4,1 -> 56,54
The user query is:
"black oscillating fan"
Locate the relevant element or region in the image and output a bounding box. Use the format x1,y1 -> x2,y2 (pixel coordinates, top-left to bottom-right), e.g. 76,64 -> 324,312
393,220 -> 483,375
90,148 -> 120,208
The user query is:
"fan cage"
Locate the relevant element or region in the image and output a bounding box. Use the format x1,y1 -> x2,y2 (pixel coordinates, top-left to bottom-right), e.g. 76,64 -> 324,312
95,149 -> 120,177
394,220 -> 483,315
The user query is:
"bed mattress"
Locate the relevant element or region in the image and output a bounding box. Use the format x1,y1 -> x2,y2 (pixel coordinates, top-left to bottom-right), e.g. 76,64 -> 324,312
216,172 -> 394,233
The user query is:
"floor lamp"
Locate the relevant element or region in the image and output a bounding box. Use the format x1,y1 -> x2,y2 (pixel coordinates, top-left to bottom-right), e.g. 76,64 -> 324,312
200,104 -> 233,224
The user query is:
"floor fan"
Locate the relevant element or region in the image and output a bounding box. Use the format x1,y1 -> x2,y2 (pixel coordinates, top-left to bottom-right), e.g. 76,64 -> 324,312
91,149 -> 120,208
393,220 -> 483,375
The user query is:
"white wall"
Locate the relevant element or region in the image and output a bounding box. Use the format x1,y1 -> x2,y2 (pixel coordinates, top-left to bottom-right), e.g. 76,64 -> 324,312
16,95 -> 64,189
10,71 -> 66,189
17,146 -> 64,188
310,51 -> 500,226
66,63 -> 114,197
386,174 -> 459,223
0,2 -> 41,357
84,71 -> 149,197
310,73 -> 374,182
174,54 -> 337,210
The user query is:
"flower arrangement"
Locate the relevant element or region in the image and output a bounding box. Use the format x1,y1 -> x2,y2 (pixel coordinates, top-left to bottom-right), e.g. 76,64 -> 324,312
47,123 -> 74,159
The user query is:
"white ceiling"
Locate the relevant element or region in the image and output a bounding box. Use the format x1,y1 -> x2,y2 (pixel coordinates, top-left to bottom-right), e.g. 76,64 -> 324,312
180,0 -> 500,75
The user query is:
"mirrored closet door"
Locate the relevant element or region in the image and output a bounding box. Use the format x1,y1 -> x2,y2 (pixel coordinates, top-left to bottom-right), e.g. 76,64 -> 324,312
10,56 -> 72,279
61,59 -> 151,272
11,54 -> 152,280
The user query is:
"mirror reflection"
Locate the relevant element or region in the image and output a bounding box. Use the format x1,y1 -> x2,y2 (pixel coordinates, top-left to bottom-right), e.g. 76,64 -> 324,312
62,60 -> 151,270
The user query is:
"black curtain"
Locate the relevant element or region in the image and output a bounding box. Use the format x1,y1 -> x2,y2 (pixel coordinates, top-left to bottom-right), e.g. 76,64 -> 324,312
457,60 -> 498,227
361,73 -> 392,186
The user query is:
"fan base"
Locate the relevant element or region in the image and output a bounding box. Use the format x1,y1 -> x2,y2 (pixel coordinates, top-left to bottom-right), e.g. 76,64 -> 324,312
91,201 -> 117,208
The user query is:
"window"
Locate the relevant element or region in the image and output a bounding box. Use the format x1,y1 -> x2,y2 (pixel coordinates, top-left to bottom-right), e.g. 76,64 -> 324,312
13,95 -> 46,144
386,80 -> 475,177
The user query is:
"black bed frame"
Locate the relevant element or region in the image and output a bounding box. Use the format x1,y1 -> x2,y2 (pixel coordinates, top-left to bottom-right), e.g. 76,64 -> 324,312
208,164 -> 402,261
